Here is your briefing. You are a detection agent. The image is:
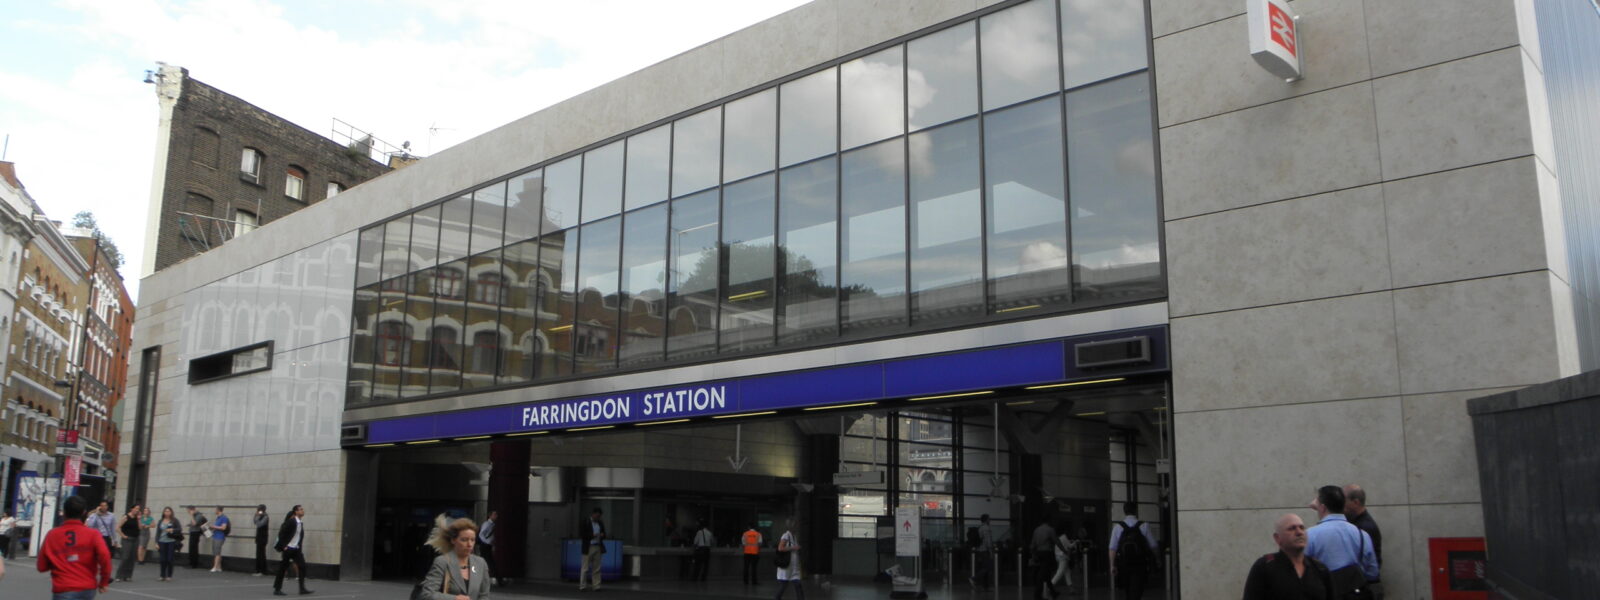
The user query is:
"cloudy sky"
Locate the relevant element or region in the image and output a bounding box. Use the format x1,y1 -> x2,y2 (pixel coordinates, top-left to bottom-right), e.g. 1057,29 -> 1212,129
0,0 -> 809,297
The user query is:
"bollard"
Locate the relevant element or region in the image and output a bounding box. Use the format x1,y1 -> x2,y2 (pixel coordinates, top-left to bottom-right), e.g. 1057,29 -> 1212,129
1017,546 -> 1025,590
947,549 -> 954,587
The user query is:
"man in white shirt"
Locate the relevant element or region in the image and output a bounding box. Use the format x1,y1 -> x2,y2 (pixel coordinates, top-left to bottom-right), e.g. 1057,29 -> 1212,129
0,510 -> 16,558
691,520 -> 715,581
1109,503 -> 1157,600
272,505 -> 311,596
477,511 -> 499,585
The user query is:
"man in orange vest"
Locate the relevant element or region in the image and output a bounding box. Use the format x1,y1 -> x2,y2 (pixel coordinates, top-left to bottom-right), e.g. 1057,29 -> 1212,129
741,523 -> 764,585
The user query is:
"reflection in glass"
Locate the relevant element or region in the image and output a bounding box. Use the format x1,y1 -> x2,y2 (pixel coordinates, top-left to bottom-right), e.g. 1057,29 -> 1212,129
1061,0 -> 1149,89
346,285 -> 379,404
462,251 -> 504,390
985,97 -> 1069,313
470,182 -> 507,255
980,0 -> 1061,110
908,22 -> 979,131
356,227 -> 383,288
723,89 -> 776,183
537,228 -> 577,378
1067,75 -> 1161,303
381,217 -> 412,282
430,265 -> 466,394
780,68 -> 837,167
721,175 -> 776,352
842,46 -> 905,150
582,140 -> 625,222
544,157 -> 582,231
841,139 -> 908,335
402,284 -> 435,398
619,204 -> 668,368
668,191 -> 720,359
501,239 -> 540,383
505,169 -> 545,243
909,119 -> 984,324
625,126 -> 671,210
438,195 -> 473,265
672,107 -> 721,197
410,205 -> 442,271
575,217 -> 621,374
778,159 -> 838,344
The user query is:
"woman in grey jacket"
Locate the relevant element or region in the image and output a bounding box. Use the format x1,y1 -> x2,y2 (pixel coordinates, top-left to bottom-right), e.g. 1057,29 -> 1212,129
419,516 -> 491,600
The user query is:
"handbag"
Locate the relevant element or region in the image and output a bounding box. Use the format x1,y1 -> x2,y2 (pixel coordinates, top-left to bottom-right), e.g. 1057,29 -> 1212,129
410,560 -> 454,600
773,548 -> 791,569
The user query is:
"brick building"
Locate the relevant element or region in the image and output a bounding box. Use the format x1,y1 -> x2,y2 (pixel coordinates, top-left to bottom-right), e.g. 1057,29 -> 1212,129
66,234 -> 133,481
139,63 -> 391,275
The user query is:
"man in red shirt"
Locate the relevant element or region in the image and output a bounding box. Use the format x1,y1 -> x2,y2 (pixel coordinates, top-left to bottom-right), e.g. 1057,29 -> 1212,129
37,495 -> 113,600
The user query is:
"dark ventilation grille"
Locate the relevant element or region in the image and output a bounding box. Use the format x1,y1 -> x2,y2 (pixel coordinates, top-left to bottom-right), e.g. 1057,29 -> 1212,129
1074,336 -> 1151,369
341,424 -> 367,444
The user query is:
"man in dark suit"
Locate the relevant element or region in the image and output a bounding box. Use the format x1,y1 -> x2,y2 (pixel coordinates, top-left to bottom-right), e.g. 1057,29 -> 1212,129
578,508 -> 606,591
272,505 -> 312,596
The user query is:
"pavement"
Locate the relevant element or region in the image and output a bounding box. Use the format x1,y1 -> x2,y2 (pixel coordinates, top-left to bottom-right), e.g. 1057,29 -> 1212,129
1,557 -> 1131,599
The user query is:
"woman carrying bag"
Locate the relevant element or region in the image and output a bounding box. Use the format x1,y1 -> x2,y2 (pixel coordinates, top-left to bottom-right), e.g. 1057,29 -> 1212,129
157,507 -> 184,581
413,515 -> 491,600
774,519 -> 804,600
116,504 -> 143,581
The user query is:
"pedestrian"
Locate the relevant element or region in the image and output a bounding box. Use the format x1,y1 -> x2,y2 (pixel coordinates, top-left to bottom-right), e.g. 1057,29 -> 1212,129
251,505 -> 271,576
157,506 -> 183,581
273,504 -> 312,596
1029,516 -> 1062,600
0,510 -> 16,559
741,523 -> 764,585
138,506 -> 154,564
1243,513 -> 1335,599
577,507 -> 606,592
115,504 -> 142,581
691,519 -> 714,581
1109,502 -> 1156,600
1343,484 -> 1384,599
970,514 -> 994,590
185,506 -> 208,569
1049,518 -> 1077,596
1305,486 -> 1377,598
86,501 -> 116,551
773,518 -> 803,600
37,495 -> 113,600
476,510 -> 498,585
418,515 -> 491,600
207,506 -> 231,572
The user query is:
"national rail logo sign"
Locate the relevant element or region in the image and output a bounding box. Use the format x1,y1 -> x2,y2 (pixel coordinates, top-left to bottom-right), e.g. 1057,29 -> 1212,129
1248,0 -> 1302,80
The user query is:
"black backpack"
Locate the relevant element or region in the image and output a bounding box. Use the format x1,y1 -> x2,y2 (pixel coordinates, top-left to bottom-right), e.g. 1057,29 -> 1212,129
966,526 -> 983,550
1115,521 -> 1154,568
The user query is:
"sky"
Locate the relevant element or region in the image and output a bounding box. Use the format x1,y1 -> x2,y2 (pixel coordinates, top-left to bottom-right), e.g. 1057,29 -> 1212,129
0,0 -> 810,299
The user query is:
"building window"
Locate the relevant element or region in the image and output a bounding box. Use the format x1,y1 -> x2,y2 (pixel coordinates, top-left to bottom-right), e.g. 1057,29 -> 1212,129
473,272 -> 507,305
470,331 -> 502,374
376,321 -> 411,366
327,182 -> 345,198
285,166 -> 306,201
240,148 -> 263,183
234,210 -> 259,237
187,341 -> 273,384
432,267 -> 464,299
427,326 -> 458,369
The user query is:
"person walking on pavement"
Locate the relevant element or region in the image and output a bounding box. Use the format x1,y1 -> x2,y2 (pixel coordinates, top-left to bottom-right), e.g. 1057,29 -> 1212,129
185,506 -> 208,569
476,510 -> 498,586
209,506 -> 231,572
1243,513 -> 1335,599
254,504 -> 271,576
157,506 -> 183,581
1109,502 -> 1156,600
1344,484 -> 1384,599
37,496 -> 113,600
971,514 -> 995,590
418,516 -> 491,600
1049,519 -> 1079,596
85,501 -> 115,552
691,519 -> 715,581
773,519 -> 804,600
115,504 -> 143,582
741,523 -> 764,585
577,507 -> 606,592
137,506 -> 154,564
0,510 -> 16,559
273,504 -> 313,596
1030,517 -> 1065,600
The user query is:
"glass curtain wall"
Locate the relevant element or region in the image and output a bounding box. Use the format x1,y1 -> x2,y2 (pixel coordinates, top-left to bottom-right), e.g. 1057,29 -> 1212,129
348,0 -> 1159,406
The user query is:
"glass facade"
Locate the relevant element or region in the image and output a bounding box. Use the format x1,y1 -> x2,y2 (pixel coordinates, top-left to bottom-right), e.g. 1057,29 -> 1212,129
347,0 -> 1160,406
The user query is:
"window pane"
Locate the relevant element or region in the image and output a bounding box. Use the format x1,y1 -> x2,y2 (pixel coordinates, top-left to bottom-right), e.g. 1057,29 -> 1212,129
381,217 -> 411,281
619,204 -> 668,368
462,251 -> 504,390
410,206 -> 442,271
439,195 -> 473,265
668,190 -> 720,359
544,157 -> 582,231
356,226 -> 384,288
347,285 -> 379,405
506,169 -> 544,243
625,125 -> 671,210
430,263 -> 466,394
470,182 -> 507,256
985,96 -> 1069,313
575,217 -> 621,374
402,287 -> 435,398
582,140 -> 625,223
908,23 -> 978,130
909,119 -> 983,324
840,139 -> 907,335
502,239 -> 540,383
672,107 -> 721,197
1061,0 -> 1148,88
777,159 -> 838,344
1067,74 -> 1161,303
537,229 -> 577,378
842,46 -> 905,149
721,174 -> 776,353
780,68 -> 837,167
724,89 -> 777,182
980,0 -> 1061,110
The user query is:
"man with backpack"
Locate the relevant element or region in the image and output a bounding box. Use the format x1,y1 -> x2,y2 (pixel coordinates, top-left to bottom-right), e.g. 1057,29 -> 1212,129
1109,503 -> 1156,600
1305,485 -> 1378,599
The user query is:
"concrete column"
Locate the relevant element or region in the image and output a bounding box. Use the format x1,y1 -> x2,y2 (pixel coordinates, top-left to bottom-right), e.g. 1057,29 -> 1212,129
489,440 -> 531,579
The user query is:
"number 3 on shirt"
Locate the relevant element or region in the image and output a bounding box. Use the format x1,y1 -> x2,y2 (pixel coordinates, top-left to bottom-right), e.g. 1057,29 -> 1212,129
65,531 -> 77,546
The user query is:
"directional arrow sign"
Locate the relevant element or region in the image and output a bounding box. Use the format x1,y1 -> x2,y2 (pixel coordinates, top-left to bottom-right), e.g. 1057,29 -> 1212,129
726,424 -> 749,471
894,506 -> 921,557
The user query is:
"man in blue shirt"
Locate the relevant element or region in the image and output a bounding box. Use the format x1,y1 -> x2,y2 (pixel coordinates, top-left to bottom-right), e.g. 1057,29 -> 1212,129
1305,485 -> 1377,596
209,506 -> 231,573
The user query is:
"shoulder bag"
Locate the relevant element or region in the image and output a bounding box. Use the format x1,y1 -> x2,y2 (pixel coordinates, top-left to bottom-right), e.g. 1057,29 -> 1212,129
410,559 -> 454,600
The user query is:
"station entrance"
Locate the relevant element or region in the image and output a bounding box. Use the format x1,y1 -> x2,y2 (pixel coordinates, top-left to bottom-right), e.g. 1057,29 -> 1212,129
359,376 -> 1174,597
